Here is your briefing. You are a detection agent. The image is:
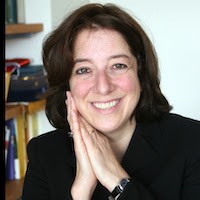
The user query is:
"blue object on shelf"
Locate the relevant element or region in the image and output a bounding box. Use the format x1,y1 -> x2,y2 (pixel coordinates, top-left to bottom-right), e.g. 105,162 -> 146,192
7,65 -> 48,102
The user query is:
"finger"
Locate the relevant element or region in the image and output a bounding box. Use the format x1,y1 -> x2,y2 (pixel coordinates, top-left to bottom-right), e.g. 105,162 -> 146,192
66,91 -> 75,124
66,91 -> 71,123
69,95 -> 88,157
67,92 -> 91,158
80,117 -> 95,135
79,117 -> 96,146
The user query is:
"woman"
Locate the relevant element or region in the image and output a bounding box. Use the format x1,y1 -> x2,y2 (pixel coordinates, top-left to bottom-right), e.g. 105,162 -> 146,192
22,3 -> 200,200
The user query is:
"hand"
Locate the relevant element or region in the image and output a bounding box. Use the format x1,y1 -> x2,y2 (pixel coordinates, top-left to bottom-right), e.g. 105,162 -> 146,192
67,91 -> 130,197
80,117 -> 130,192
66,91 -> 97,200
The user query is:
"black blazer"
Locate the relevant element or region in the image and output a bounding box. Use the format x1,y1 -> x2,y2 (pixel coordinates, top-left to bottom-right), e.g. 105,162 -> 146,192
22,113 -> 200,200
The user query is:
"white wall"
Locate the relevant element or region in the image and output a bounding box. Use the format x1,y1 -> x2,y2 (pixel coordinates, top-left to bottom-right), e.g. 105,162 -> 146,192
51,0 -> 89,29
5,0 -> 52,65
91,0 -> 200,120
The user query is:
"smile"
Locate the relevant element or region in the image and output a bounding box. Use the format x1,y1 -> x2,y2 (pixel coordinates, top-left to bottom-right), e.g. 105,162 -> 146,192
93,100 -> 119,110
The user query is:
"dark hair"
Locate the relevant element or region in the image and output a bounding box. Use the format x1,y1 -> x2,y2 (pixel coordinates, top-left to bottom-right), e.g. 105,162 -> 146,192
42,3 -> 172,130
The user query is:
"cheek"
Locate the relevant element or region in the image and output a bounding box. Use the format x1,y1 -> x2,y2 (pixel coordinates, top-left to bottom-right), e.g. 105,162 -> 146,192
70,79 -> 91,99
116,74 -> 141,93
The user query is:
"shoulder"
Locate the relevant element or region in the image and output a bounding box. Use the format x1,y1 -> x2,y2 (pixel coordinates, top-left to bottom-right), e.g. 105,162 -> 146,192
165,114 -> 200,179
163,113 -> 200,129
160,113 -> 200,140
27,129 -> 74,164
140,113 -> 200,137
160,113 -> 200,155
28,129 -> 71,150
139,113 -> 200,155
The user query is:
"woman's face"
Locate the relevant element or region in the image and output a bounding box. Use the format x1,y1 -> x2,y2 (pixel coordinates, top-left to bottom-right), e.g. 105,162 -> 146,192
69,28 -> 141,135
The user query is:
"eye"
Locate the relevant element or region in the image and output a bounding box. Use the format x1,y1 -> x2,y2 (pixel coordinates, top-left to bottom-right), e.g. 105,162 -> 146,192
113,63 -> 128,70
75,67 -> 90,75
110,63 -> 129,75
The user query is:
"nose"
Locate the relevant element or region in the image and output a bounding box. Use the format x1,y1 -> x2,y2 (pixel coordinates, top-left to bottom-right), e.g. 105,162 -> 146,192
94,71 -> 115,95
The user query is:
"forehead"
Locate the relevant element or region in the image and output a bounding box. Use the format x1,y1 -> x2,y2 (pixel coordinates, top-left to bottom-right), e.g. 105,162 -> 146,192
73,28 -> 132,57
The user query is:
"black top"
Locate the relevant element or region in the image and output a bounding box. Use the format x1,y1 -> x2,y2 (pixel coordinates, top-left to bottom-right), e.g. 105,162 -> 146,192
22,113 -> 200,200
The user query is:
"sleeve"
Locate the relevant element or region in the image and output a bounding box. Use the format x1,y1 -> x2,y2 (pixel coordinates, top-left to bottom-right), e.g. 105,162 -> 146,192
21,137 -> 50,200
181,131 -> 200,200
118,179 -> 155,200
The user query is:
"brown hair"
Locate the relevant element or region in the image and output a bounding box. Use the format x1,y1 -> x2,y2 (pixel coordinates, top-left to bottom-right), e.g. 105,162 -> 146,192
42,3 -> 172,130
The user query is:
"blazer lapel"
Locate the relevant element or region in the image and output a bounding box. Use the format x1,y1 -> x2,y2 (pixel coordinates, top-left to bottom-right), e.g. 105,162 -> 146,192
121,121 -> 162,183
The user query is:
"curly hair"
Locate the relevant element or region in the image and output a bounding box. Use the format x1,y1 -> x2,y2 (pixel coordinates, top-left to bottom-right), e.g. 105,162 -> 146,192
42,3 -> 172,130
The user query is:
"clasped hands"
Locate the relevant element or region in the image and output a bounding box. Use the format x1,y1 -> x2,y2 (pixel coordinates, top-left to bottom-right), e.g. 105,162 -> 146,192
66,91 -> 129,200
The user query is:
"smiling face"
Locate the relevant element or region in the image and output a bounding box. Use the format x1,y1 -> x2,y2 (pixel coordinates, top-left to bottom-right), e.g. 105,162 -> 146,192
69,28 -> 141,136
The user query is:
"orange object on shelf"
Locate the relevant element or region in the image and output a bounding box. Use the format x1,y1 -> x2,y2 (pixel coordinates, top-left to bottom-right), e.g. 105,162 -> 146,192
5,58 -> 31,73
5,72 -> 11,102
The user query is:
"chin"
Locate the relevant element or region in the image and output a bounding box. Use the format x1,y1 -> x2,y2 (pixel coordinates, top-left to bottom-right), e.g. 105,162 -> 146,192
94,124 -> 120,135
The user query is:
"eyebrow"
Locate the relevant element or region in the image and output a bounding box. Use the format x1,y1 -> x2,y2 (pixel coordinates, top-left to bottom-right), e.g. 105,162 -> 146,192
110,54 -> 130,59
74,54 -> 131,64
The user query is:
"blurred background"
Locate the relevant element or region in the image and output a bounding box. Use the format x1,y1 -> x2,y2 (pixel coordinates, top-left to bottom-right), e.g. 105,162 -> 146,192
6,0 -> 200,126
4,1 -> 200,199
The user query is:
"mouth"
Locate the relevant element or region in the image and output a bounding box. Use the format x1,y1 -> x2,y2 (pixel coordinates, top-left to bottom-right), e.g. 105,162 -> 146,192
92,99 -> 119,110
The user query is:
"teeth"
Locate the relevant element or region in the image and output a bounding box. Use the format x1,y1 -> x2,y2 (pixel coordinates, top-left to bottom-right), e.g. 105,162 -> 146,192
93,100 -> 118,109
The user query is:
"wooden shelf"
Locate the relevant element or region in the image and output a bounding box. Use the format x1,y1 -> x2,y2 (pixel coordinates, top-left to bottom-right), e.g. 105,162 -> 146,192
5,99 -> 46,120
6,23 -> 43,35
5,104 -> 24,121
6,178 -> 24,200
24,99 -> 46,115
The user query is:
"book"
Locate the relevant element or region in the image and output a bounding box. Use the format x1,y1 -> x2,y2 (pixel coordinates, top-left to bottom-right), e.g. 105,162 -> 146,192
5,119 -> 15,180
13,119 -> 20,179
15,113 -> 27,178
16,0 -> 25,23
26,112 -> 39,142
5,119 -> 21,180
5,0 -> 9,24
5,126 -> 11,166
5,72 -> 11,102
5,0 -> 18,24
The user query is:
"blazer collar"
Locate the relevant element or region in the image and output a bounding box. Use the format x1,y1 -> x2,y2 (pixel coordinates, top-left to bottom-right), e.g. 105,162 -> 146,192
121,121 -> 162,175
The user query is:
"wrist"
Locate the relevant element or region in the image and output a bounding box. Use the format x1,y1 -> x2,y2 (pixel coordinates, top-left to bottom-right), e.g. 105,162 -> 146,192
109,178 -> 131,200
71,182 -> 96,200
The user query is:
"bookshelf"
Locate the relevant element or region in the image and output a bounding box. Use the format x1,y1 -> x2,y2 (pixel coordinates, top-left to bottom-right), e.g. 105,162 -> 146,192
5,1 -> 46,198
4,100 -> 46,120
5,104 -> 24,121
5,99 -> 46,200
5,23 -> 43,35
5,100 -> 46,120
24,99 -> 46,115
5,99 -> 46,143
6,178 -> 24,200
